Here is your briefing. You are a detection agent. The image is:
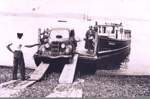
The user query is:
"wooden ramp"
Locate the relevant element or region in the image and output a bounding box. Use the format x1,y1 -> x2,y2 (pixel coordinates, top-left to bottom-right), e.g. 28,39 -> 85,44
45,79 -> 84,98
28,62 -> 50,81
14,81 -> 36,90
59,54 -> 79,84
0,80 -> 36,97
0,62 -> 50,97
0,80 -> 17,88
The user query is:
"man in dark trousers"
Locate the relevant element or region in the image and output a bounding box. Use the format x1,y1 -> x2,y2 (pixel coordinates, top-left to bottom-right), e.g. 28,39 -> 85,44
85,26 -> 95,54
6,33 -> 39,80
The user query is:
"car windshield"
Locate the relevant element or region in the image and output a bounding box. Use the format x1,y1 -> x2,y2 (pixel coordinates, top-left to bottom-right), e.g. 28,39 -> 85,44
50,29 -> 69,40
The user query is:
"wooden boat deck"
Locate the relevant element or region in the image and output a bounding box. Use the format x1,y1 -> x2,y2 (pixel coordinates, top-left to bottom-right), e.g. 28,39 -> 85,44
75,41 -> 97,60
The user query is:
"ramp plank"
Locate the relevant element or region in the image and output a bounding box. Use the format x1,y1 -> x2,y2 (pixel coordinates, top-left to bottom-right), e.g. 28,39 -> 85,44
45,79 -> 83,98
0,80 -> 17,88
59,54 -> 79,84
28,62 -> 49,81
67,89 -> 83,97
46,90 -> 83,98
14,81 -> 36,89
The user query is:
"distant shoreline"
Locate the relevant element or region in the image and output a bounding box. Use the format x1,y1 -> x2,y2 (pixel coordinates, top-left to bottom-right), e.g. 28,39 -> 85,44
0,11 -> 150,22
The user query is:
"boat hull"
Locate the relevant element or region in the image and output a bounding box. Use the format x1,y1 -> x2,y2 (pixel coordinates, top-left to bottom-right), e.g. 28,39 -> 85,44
77,36 -> 131,69
97,36 -> 131,53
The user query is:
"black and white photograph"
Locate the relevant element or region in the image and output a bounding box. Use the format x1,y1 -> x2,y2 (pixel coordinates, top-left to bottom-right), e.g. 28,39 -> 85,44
0,0 -> 150,98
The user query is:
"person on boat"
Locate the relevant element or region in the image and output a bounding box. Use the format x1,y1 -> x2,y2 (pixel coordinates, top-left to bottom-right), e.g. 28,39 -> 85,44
6,33 -> 40,80
85,26 -> 95,54
94,21 -> 98,33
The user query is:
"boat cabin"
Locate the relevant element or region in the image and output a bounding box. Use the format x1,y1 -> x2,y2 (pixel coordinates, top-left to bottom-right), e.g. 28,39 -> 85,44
97,23 -> 131,40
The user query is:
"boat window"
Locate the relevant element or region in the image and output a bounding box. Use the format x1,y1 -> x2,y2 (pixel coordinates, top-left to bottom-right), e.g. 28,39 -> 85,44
120,28 -> 123,34
106,27 -> 111,34
99,26 -> 101,33
111,26 -> 115,34
124,29 -> 131,38
102,27 -> 106,33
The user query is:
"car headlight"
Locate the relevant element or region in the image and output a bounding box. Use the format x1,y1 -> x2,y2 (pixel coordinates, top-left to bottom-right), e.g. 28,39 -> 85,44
61,43 -> 66,49
45,43 -> 50,48
65,45 -> 72,54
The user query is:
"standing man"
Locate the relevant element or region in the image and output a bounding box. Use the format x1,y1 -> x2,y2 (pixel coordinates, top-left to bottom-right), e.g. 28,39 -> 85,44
94,21 -> 98,33
6,33 -> 39,80
85,26 -> 95,54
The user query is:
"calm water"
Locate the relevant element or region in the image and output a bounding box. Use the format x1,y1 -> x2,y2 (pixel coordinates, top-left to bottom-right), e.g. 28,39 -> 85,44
0,16 -> 150,75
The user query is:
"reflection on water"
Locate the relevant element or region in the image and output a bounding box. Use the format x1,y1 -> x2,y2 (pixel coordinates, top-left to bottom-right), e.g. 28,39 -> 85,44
120,55 -> 130,70
99,48 -> 131,70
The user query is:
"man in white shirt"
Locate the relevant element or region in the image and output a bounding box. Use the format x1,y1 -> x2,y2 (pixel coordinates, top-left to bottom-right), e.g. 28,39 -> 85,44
6,33 -> 39,80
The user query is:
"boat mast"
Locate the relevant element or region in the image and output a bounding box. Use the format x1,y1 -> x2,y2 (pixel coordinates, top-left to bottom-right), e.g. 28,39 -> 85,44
83,5 -> 89,20
87,6 -> 89,20
83,10 -> 85,20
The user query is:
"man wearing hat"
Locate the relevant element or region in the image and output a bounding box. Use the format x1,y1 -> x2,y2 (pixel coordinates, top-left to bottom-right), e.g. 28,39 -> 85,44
84,26 -> 95,54
6,33 -> 39,80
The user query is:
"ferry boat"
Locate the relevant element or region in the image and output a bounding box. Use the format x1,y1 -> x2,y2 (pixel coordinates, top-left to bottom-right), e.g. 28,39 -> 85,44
33,21 -> 131,70
76,22 -> 131,68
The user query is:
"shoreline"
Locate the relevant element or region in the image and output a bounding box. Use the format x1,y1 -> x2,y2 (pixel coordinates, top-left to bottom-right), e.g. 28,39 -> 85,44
0,66 -> 150,98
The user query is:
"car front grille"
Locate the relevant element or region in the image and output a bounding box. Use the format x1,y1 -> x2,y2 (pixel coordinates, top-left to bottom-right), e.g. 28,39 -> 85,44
51,41 -> 60,56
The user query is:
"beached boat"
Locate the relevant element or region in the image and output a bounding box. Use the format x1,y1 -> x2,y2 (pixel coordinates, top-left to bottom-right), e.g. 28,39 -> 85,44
76,22 -> 131,68
33,21 -> 131,71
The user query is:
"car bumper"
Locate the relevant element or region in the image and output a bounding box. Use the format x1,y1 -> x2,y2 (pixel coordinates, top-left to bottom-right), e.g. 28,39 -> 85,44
34,54 -> 72,59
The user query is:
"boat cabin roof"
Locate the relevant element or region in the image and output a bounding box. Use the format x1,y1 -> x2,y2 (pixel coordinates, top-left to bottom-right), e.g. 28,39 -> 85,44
98,23 -> 123,27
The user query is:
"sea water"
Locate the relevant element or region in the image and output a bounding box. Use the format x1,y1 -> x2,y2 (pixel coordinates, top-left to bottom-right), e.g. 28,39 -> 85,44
0,16 -> 150,74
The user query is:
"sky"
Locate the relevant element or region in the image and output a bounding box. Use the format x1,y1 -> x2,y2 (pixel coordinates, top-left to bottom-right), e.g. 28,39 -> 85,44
0,0 -> 150,20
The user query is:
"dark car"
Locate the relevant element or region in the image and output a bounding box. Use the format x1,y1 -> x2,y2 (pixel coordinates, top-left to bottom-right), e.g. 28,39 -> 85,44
33,27 -> 79,66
